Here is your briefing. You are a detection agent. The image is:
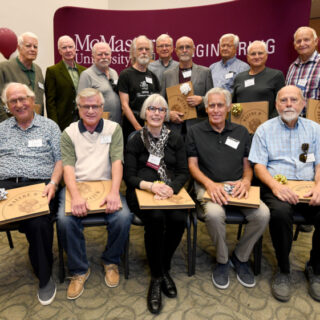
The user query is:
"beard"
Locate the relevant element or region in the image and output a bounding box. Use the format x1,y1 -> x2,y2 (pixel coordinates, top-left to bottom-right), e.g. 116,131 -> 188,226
280,107 -> 300,123
137,55 -> 150,65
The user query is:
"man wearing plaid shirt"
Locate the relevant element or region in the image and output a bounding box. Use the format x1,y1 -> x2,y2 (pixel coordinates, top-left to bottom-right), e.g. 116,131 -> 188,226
286,27 -> 320,114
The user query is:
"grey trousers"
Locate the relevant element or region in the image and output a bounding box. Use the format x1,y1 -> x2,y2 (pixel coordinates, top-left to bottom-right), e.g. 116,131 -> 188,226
195,182 -> 270,264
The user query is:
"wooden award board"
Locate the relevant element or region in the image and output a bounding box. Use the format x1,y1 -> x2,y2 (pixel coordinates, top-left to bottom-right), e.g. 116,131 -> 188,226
34,104 -> 41,115
203,184 -> 260,208
65,180 -> 122,215
166,81 -> 197,120
230,101 -> 268,134
0,183 -> 49,225
135,188 -> 195,209
306,99 -> 320,124
102,112 -> 110,120
286,180 -> 314,203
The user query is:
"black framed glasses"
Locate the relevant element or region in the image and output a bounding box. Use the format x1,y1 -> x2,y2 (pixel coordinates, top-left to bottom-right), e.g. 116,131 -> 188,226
299,143 -> 309,163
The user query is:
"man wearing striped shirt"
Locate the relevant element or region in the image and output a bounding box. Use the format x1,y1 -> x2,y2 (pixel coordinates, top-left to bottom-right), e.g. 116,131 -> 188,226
286,27 -> 320,114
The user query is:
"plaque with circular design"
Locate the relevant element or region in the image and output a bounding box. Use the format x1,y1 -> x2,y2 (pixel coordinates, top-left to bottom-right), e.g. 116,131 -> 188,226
286,180 -> 314,203
0,183 -> 49,225
65,180 -> 122,215
230,101 -> 268,134
306,98 -> 320,124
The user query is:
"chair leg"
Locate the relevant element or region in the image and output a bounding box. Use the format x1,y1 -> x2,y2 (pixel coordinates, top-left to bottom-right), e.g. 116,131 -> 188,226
6,231 -> 14,249
293,224 -> 300,241
124,235 -> 129,279
57,228 -> 65,283
186,211 -> 192,276
237,224 -> 243,241
253,236 -> 262,276
191,210 -> 198,275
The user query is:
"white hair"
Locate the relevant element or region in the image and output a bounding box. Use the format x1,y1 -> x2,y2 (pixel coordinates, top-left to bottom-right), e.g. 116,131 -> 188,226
129,35 -> 153,65
1,82 -> 35,104
156,34 -> 173,46
57,35 -> 75,49
76,88 -> 105,106
92,42 -> 111,55
294,26 -> 318,41
219,33 -> 239,48
247,40 -> 267,54
204,87 -> 231,108
18,32 -> 38,46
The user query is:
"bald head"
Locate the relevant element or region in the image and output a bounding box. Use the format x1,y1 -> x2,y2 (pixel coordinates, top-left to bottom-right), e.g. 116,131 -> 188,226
175,36 -> 195,66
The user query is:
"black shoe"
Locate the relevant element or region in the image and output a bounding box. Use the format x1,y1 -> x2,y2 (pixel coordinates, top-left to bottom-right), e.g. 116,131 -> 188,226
161,272 -> 177,298
147,277 -> 162,314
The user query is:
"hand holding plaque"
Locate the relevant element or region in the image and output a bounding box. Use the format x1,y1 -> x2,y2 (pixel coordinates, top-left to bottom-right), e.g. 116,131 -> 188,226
306,99 -> 320,124
166,81 -> 197,120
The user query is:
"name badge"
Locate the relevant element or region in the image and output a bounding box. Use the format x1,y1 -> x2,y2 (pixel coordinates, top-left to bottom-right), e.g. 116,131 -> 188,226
146,154 -> 161,171
38,82 -> 44,90
28,139 -> 42,147
244,78 -> 255,87
113,79 -> 118,85
182,70 -> 192,78
306,153 -> 315,163
225,137 -> 240,149
297,79 -> 307,87
145,77 -> 153,84
225,72 -> 234,79
100,135 -> 112,144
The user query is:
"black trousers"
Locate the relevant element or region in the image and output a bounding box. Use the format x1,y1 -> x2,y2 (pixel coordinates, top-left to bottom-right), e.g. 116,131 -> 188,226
135,208 -> 187,278
261,185 -> 320,274
0,179 -> 57,288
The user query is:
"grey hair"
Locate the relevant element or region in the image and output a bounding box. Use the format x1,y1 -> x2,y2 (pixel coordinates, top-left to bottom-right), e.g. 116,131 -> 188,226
129,35 -> 153,65
140,94 -> 170,122
18,32 -> 38,46
76,88 -> 105,106
57,35 -> 75,49
204,87 -> 231,108
275,85 -> 305,102
92,42 -> 111,55
156,34 -> 173,46
294,26 -> 318,41
219,33 -> 239,48
1,82 -> 35,104
247,40 -> 267,54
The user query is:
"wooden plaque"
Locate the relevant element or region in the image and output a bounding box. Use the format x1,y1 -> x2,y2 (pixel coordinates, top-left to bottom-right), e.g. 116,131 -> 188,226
135,188 -> 195,209
34,104 -> 41,115
166,81 -> 197,120
230,101 -> 268,134
0,183 -> 49,225
102,112 -> 110,120
306,99 -> 320,124
203,184 -> 260,208
286,180 -> 314,203
65,180 -> 122,215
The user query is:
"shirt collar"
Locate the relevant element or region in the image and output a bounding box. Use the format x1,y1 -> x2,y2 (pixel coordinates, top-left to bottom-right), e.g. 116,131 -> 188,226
203,119 -> 233,133
159,58 -> 173,67
78,118 -> 104,133
9,112 -> 39,129
221,56 -> 237,67
277,115 -> 300,129
295,51 -> 318,65
16,57 -> 34,72
63,60 -> 76,70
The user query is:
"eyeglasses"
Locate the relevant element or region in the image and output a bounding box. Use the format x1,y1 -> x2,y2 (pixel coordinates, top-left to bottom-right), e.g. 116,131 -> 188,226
299,143 -> 309,163
147,106 -> 167,114
157,44 -> 172,49
177,45 -> 193,51
79,105 -> 102,111
208,103 -> 226,109
8,96 -> 30,105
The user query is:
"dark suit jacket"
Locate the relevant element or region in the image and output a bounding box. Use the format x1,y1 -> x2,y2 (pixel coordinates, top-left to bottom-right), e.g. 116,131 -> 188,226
45,60 -> 86,131
161,63 -> 213,118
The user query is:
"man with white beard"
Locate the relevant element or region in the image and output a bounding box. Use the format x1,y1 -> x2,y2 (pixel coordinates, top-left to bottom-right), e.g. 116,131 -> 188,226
249,85 -> 320,303
118,35 -> 160,142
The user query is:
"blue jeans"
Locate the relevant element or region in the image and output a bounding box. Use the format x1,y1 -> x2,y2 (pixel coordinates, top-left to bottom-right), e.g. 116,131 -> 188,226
57,187 -> 133,275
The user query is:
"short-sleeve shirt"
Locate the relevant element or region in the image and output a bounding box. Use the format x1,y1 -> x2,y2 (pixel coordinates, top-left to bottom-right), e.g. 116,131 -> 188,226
249,116 -> 320,180
118,66 -> 160,115
186,119 -> 251,182
0,114 -> 61,180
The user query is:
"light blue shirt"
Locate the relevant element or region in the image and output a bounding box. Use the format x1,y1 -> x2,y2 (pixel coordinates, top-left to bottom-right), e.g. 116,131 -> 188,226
209,56 -> 249,92
249,116 -> 320,180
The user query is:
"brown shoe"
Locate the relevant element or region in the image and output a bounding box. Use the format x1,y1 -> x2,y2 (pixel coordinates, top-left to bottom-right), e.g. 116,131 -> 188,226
104,264 -> 119,287
67,268 -> 91,300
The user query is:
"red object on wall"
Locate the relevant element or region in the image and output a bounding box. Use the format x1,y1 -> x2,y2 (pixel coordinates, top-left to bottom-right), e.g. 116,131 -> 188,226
0,28 -> 17,59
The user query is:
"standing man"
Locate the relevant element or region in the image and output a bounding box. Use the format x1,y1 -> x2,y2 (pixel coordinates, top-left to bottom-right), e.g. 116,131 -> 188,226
78,42 -> 121,124
286,26 -> 320,114
249,85 -> 320,302
161,36 -> 213,135
45,35 -> 86,131
57,88 -> 132,300
186,87 -> 269,290
118,35 -> 160,142
148,34 -> 179,83
209,33 -> 249,92
0,82 -> 62,305
0,32 -> 44,121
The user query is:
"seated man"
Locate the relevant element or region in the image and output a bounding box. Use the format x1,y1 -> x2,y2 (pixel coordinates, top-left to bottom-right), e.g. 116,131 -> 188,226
0,82 -> 62,305
186,87 -> 269,289
249,85 -> 320,302
57,88 -> 132,300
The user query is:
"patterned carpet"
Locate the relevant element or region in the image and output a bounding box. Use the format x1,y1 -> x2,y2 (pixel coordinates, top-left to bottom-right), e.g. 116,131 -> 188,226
0,221 -> 320,320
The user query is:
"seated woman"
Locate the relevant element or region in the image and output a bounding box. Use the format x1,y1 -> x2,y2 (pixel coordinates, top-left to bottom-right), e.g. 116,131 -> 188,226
124,94 -> 189,315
